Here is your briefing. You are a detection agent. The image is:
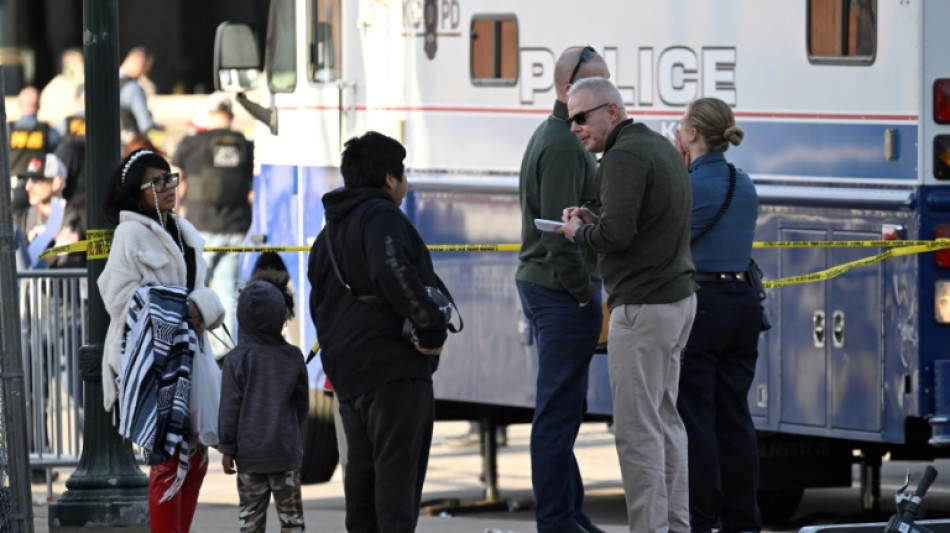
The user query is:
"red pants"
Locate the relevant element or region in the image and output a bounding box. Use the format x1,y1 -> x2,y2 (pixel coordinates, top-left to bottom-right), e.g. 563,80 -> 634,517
148,447 -> 208,533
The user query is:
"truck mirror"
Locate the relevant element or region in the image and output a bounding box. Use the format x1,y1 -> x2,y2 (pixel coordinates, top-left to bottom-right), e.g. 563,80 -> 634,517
213,22 -> 261,92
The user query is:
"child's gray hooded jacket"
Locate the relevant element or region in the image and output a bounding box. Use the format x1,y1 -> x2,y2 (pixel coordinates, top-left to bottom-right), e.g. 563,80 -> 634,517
218,280 -> 308,473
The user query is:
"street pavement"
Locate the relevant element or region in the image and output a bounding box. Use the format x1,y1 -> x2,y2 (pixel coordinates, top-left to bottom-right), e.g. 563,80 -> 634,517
30,421 -> 950,532
31,421 -> 630,532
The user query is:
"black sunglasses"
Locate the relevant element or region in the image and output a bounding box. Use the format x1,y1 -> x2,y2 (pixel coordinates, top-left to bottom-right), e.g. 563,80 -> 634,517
569,46 -> 597,84
566,103 -> 609,126
139,172 -> 180,192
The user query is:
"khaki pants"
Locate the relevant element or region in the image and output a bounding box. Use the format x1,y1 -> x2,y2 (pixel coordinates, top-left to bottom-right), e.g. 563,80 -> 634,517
608,294 -> 697,533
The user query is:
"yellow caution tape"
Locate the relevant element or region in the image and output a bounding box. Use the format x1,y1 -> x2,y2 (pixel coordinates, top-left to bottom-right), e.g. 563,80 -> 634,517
40,239 -> 522,259
38,240 -> 91,259
763,240 -> 950,289
425,244 -> 521,252
205,246 -> 312,253
37,234 -> 950,292
754,239 -> 950,248
86,229 -> 114,260
39,229 -> 115,260
205,244 -> 523,253
305,340 -> 321,364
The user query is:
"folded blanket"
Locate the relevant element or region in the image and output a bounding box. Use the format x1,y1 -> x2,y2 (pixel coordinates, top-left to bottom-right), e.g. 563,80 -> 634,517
118,285 -> 198,502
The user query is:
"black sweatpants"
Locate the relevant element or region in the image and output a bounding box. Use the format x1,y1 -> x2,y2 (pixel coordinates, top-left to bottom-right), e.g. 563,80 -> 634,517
339,378 -> 434,533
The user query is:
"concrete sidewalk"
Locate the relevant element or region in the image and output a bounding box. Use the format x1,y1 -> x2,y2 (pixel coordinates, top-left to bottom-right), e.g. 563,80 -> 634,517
31,421 -> 630,532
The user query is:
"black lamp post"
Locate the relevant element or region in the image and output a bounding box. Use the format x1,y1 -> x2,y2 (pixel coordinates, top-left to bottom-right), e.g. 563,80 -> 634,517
48,0 -> 150,529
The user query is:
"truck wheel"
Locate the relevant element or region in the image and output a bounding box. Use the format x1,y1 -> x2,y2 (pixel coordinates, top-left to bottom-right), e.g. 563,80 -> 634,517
300,389 -> 339,484
757,488 -> 804,525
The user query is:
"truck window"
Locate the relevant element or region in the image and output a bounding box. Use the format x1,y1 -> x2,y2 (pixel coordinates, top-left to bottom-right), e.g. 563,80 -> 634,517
470,15 -> 518,86
808,0 -> 876,64
310,0 -> 341,82
266,0 -> 297,92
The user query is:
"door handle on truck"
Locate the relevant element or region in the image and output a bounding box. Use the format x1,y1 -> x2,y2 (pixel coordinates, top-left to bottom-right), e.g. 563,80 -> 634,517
813,310 -> 826,348
832,310 -> 845,348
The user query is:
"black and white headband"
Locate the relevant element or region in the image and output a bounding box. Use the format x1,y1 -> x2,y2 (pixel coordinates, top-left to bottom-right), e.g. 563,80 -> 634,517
120,150 -> 153,186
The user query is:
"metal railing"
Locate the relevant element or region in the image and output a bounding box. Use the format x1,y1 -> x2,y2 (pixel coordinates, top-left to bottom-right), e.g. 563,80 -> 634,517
18,268 -> 88,487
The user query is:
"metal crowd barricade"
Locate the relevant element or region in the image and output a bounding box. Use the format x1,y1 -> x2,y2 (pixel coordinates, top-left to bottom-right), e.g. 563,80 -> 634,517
18,268 -> 88,497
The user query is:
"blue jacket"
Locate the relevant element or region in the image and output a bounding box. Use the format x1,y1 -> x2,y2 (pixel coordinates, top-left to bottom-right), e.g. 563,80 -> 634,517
689,152 -> 758,272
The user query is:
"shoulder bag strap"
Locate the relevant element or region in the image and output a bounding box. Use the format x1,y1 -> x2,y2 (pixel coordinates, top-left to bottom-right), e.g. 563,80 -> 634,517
324,228 -> 385,304
691,163 -> 737,244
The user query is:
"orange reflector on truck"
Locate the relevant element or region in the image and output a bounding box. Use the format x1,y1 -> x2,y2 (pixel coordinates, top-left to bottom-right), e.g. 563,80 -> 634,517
934,136 -> 950,180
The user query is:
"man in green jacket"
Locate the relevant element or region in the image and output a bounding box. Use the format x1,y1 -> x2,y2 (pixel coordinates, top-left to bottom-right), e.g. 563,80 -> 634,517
559,77 -> 698,533
516,46 -> 610,533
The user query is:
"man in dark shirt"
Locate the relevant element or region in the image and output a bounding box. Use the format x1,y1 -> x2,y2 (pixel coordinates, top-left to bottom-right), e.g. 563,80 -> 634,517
516,46 -> 610,533
172,92 -> 254,351
559,77 -> 698,533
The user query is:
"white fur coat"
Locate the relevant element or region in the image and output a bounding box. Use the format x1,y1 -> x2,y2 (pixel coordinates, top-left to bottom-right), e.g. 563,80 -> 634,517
98,210 -> 225,411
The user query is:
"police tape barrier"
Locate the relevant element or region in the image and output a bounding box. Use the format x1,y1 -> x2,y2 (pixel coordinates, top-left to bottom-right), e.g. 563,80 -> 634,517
754,239 -> 950,248
38,235 -> 950,289
39,239 -> 522,260
38,229 -> 115,261
763,239 -> 950,289
201,244 -> 523,253
86,229 -> 114,260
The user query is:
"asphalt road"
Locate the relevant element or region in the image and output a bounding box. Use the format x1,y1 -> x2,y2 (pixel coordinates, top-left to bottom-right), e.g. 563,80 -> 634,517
29,421 -> 950,532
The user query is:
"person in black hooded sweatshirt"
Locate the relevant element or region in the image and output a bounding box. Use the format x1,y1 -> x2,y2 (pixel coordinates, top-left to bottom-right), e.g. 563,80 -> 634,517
307,131 -> 448,532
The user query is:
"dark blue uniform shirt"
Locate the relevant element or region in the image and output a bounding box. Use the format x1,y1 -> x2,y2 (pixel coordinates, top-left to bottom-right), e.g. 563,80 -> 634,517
689,152 -> 758,272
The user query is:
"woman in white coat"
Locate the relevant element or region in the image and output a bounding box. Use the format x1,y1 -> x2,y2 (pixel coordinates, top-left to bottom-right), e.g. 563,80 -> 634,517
99,149 -> 225,533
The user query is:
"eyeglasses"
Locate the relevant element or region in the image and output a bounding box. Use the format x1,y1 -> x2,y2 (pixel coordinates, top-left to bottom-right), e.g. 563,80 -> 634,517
569,46 -> 596,84
566,103 -> 609,126
27,176 -> 53,184
139,172 -> 180,192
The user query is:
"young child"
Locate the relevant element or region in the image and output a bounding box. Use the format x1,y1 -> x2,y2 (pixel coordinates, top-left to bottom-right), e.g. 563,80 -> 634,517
218,269 -> 308,532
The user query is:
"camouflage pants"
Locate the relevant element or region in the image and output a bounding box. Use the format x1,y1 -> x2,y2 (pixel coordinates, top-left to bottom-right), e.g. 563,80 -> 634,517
237,470 -> 305,532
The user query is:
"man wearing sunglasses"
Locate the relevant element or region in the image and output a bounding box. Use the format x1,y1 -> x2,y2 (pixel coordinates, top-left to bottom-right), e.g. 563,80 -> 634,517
22,154 -> 71,268
559,77 -> 698,533
515,46 -> 610,533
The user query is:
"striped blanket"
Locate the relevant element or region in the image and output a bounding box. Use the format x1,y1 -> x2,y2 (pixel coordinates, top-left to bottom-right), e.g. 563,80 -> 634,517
118,285 -> 198,502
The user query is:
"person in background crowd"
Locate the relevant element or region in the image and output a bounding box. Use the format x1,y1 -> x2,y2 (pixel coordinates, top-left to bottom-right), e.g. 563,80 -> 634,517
21,153 -> 83,269
56,83 -> 87,140
17,153 -> 69,484
675,97 -> 763,533
558,77 -> 698,533
40,48 -> 85,125
19,153 -> 87,486
122,134 -> 164,160
54,84 -> 88,262
99,149 -> 224,533
516,45 -> 610,533
219,269 -> 308,533
9,86 -> 62,230
307,131 -> 448,532
119,46 -> 163,141
172,92 -> 254,354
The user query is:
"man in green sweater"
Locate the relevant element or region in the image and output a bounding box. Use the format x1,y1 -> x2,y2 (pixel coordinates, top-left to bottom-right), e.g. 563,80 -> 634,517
559,77 -> 698,533
515,46 -> 610,533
